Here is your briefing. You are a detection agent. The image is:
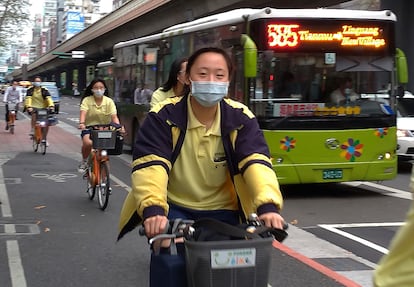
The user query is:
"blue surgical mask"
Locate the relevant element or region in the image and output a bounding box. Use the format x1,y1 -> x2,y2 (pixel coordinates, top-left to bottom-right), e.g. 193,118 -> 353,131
191,81 -> 229,107
93,89 -> 105,97
33,82 -> 41,87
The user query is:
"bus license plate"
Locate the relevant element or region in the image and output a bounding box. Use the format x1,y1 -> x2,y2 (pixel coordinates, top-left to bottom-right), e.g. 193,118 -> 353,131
323,169 -> 343,180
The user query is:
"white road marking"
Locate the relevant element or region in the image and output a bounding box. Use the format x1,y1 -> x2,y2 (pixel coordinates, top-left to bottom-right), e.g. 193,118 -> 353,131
343,181 -> 412,200
110,174 -> 131,191
319,222 -> 405,254
31,173 -> 78,183
1,224 -> 41,235
0,167 -> 12,217
7,240 -> 27,287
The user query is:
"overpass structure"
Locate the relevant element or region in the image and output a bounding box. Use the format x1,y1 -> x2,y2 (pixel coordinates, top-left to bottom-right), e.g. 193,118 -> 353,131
12,0 -> 347,91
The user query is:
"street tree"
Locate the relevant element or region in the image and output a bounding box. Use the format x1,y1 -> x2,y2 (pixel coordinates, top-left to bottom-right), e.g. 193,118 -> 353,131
0,0 -> 30,49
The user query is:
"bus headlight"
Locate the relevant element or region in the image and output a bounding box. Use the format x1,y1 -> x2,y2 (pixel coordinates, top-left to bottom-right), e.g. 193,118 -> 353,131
378,152 -> 391,160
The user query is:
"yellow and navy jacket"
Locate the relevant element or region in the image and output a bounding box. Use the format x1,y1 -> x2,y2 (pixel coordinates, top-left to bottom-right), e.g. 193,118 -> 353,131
25,86 -> 54,108
118,94 -> 283,239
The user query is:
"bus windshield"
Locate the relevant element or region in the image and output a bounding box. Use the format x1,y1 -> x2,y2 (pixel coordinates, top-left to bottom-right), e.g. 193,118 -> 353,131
251,51 -> 392,119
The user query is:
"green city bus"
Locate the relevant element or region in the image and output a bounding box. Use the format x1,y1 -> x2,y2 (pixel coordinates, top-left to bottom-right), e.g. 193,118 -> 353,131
107,7 -> 406,184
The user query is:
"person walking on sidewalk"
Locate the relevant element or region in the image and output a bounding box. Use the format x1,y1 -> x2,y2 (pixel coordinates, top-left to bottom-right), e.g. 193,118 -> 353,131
3,80 -> 23,130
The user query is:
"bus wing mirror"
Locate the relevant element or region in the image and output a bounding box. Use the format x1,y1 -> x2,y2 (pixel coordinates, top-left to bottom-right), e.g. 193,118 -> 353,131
241,34 -> 257,78
396,48 -> 408,84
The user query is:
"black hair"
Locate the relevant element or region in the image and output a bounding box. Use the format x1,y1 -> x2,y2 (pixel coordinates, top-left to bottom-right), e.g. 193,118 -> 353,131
160,57 -> 188,93
33,75 -> 42,81
186,47 -> 233,79
81,78 -> 109,102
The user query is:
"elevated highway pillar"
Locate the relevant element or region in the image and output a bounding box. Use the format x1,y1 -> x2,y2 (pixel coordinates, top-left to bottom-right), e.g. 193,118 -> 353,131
66,71 -> 73,92
78,65 -> 87,92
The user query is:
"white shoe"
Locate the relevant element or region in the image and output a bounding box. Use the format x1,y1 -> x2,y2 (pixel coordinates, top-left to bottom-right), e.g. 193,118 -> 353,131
78,160 -> 88,173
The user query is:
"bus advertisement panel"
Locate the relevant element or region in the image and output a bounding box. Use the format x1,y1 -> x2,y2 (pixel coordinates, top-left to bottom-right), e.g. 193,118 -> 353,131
109,8 -> 400,184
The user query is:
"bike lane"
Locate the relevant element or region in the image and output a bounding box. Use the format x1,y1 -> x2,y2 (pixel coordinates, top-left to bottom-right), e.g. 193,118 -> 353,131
0,116 -> 368,287
0,117 -> 135,287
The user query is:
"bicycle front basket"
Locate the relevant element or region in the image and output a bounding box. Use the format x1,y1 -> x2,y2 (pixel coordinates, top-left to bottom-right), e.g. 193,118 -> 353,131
185,238 -> 273,287
37,109 -> 48,120
91,130 -> 116,149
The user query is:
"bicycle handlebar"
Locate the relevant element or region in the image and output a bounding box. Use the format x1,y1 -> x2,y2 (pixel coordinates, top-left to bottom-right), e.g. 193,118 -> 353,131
31,107 -> 55,114
86,122 -> 122,130
139,215 -> 288,244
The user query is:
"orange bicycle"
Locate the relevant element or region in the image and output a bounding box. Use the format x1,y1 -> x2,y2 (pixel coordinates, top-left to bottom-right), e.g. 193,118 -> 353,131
84,123 -> 123,210
6,100 -> 19,134
31,108 -> 54,155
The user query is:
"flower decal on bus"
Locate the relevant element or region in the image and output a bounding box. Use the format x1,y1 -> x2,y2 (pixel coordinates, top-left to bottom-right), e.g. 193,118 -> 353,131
374,127 -> 388,138
340,138 -> 363,162
280,136 -> 296,152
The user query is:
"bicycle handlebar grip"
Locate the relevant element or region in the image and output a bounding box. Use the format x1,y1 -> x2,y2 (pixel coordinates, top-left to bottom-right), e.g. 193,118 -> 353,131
138,226 -> 146,236
138,221 -> 171,238
110,122 -> 122,129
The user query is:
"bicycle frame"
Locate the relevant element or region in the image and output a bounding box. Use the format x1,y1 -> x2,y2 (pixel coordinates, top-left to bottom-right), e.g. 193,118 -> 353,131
7,101 -> 18,134
89,148 -> 109,187
84,123 -> 121,210
34,121 -> 47,142
32,109 -> 49,155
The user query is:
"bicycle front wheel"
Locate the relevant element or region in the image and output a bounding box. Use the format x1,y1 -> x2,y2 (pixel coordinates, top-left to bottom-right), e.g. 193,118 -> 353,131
32,136 -> 38,152
86,167 -> 96,200
41,141 -> 47,155
97,161 -> 110,210
41,128 -> 47,155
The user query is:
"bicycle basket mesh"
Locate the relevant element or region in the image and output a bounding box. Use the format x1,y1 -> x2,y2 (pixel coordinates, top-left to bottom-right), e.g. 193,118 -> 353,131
36,110 -> 48,121
185,238 -> 273,287
91,130 -> 116,149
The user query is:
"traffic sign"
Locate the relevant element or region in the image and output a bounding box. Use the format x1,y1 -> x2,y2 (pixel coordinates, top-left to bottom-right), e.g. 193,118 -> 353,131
52,51 -> 86,59
71,50 -> 85,58
52,52 -> 71,56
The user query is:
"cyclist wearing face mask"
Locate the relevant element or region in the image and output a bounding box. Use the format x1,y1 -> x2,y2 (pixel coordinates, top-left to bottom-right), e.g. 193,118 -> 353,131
25,76 -> 55,139
77,78 -> 124,172
118,48 -> 285,277
150,57 -> 189,108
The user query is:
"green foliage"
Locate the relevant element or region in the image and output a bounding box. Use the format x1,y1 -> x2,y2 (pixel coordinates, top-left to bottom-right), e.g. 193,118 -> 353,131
0,0 -> 30,48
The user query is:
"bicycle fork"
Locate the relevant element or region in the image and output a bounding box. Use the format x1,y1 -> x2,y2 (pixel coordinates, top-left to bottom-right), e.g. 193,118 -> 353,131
35,122 -> 47,142
8,110 -> 16,126
89,150 -> 109,186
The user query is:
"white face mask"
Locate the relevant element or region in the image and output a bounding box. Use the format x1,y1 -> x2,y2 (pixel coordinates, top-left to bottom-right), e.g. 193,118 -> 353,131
191,81 -> 229,107
92,89 -> 105,97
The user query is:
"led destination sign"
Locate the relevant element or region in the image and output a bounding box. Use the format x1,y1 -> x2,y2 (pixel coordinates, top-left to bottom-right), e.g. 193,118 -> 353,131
251,19 -> 394,54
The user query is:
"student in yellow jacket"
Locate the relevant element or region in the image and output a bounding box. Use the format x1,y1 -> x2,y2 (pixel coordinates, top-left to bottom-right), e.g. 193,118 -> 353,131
118,47 -> 284,241
373,167 -> 414,287
25,76 -> 54,137
149,57 -> 188,108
